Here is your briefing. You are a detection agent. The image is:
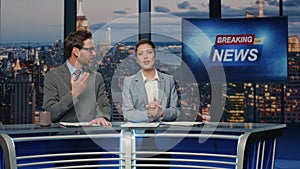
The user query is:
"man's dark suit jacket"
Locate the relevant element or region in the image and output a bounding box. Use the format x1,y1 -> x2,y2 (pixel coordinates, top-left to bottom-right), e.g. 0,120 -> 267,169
43,62 -> 111,122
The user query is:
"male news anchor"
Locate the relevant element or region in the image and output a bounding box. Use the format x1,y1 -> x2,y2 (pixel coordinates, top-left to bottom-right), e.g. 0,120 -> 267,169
43,30 -> 111,126
42,30 -> 112,168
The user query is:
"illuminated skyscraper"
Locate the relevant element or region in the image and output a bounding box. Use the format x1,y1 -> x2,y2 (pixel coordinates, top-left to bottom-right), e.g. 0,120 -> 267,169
100,27 -> 112,56
76,0 -> 89,31
258,0 -> 264,17
0,74 -> 35,124
288,35 -> 300,52
246,11 -> 256,18
223,83 -> 245,122
106,27 -> 111,48
284,36 -> 300,122
13,59 -> 21,72
25,43 -> 35,62
255,84 -> 283,123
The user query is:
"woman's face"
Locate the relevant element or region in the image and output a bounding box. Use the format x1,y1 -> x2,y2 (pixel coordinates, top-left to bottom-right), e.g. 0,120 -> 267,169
136,43 -> 156,70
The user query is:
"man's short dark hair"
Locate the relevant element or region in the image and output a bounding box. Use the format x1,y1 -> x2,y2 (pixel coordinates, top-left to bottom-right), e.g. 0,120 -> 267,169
64,30 -> 92,58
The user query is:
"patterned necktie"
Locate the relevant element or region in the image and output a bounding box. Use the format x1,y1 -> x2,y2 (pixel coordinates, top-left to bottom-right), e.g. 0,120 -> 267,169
73,69 -> 81,81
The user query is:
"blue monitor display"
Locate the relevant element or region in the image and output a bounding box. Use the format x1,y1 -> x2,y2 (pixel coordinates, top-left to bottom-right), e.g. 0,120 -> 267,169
182,17 -> 288,83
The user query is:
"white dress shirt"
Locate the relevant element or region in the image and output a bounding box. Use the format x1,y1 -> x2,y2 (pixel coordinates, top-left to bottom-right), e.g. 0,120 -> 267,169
141,69 -> 160,104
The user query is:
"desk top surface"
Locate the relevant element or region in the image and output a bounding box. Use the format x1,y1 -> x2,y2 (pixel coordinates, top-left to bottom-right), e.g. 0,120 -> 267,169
0,122 -> 286,135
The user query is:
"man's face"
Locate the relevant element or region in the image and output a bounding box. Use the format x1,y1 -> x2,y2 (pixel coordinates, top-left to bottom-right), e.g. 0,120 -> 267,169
76,39 -> 96,67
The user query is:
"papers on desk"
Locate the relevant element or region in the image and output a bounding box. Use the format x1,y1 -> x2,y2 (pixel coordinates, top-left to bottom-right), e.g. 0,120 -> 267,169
59,122 -> 101,127
160,121 -> 204,127
121,122 -> 160,128
121,121 -> 203,128
59,121 -> 204,127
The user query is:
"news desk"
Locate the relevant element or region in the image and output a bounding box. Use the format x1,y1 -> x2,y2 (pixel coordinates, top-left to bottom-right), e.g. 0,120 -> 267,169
0,122 -> 285,169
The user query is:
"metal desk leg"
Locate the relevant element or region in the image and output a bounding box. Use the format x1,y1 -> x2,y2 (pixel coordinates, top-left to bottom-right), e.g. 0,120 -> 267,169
121,130 -> 133,169
0,134 -> 17,169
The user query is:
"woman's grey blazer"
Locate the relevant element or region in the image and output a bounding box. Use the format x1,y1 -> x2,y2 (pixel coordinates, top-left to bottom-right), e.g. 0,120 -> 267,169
122,70 -> 179,122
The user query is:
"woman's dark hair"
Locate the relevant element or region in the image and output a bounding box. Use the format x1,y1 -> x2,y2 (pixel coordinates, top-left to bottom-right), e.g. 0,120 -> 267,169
64,30 -> 92,58
135,38 -> 156,52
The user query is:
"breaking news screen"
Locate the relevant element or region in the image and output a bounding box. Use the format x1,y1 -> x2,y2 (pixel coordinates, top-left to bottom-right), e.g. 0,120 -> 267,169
182,17 -> 288,83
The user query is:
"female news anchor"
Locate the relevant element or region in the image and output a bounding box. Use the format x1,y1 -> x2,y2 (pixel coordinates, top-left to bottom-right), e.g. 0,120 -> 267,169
121,38 -> 180,123
121,38 -> 179,169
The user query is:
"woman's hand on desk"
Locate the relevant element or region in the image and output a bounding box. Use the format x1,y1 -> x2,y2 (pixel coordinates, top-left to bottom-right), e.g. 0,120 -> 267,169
89,117 -> 112,127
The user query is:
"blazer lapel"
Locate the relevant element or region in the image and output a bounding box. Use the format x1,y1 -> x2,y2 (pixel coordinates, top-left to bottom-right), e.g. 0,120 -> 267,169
157,71 -> 165,105
61,63 -> 72,90
134,71 -> 148,105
